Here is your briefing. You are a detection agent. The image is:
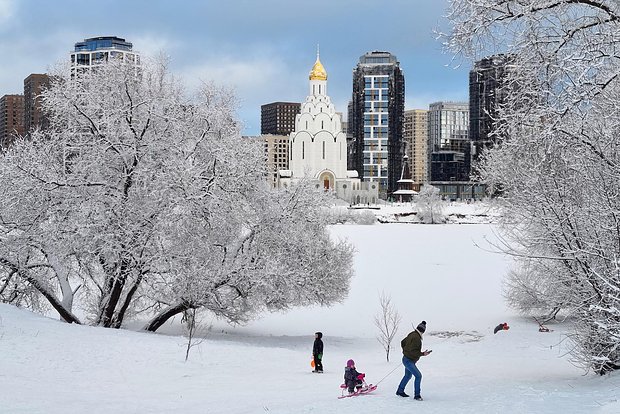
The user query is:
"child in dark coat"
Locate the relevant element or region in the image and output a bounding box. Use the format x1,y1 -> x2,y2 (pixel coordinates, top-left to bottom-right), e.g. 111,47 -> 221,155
344,359 -> 365,393
312,332 -> 324,373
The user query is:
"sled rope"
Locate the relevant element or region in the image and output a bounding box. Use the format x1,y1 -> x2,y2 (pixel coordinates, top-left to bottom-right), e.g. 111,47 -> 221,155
375,363 -> 402,385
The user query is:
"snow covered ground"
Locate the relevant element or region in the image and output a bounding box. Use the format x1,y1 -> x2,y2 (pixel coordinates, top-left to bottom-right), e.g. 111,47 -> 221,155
343,200 -> 502,224
1,221 -> 620,413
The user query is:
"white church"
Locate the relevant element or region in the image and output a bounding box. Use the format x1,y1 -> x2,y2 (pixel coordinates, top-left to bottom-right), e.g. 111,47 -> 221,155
278,52 -> 378,205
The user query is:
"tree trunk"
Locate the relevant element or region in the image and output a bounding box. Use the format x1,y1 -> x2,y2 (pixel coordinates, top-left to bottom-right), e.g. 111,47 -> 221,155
99,259 -> 130,328
22,271 -> 82,324
110,272 -> 145,328
0,258 -> 82,324
143,301 -> 193,332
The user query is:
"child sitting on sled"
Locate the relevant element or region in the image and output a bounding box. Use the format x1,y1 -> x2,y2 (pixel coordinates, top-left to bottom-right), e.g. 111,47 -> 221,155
344,359 -> 366,394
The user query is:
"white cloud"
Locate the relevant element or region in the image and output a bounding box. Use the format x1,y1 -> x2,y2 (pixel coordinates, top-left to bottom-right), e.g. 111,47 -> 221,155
181,56 -> 295,92
177,55 -> 306,134
127,34 -> 178,60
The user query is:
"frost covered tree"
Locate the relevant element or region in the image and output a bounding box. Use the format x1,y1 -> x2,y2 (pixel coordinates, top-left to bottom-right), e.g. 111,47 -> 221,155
0,57 -> 354,331
416,185 -> 445,224
446,0 -> 620,374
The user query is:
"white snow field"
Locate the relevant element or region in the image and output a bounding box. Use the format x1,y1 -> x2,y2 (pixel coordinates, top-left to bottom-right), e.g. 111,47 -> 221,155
1,222 -> 619,414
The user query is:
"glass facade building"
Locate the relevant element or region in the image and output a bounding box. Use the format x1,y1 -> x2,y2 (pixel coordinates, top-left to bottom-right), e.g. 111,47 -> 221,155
70,36 -> 139,76
349,51 -> 404,198
469,54 -> 513,165
427,101 -> 469,181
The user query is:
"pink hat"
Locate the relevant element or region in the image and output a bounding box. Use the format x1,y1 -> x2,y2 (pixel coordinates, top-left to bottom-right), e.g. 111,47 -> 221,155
346,359 -> 355,368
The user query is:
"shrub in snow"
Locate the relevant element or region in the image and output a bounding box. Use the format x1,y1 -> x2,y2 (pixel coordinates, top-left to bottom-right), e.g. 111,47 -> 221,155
349,210 -> 377,225
416,186 -> 445,224
327,208 -> 376,225
446,0 -> 620,374
0,57 -> 354,331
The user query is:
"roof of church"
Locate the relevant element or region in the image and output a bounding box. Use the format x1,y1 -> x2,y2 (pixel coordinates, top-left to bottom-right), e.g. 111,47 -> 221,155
309,52 -> 327,81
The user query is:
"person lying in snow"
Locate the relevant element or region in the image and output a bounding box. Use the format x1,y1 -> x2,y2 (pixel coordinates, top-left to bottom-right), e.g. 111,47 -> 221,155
344,359 -> 365,394
493,322 -> 510,334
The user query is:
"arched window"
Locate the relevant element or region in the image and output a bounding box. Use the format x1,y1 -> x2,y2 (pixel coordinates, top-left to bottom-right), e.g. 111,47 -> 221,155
322,141 -> 325,159
302,141 -> 305,159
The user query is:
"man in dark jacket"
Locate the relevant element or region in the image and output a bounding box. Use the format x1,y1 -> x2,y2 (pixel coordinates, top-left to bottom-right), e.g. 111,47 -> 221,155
396,321 -> 431,400
312,331 -> 324,373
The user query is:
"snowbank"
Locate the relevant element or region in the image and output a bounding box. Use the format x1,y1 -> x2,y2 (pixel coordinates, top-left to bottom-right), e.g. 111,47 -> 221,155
338,200 -> 501,225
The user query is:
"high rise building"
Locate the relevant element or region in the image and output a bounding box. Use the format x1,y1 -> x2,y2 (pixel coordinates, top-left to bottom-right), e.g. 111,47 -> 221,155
261,102 -> 301,136
403,109 -> 428,184
262,134 -> 289,187
0,94 -> 25,150
24,73 -> 50,135
349,51 -> 405,197
469,54 -> 513,160
427,101 -> 469,152
430,150 -> 470,182
70,36 -> 139,76
427,101 -> 469,181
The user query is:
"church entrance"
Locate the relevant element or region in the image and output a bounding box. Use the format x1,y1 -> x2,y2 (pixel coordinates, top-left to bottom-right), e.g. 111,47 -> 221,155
318,171 -> 335,191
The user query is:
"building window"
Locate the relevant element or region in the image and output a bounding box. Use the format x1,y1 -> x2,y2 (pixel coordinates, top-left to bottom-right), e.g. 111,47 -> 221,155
322,141 -> 325,159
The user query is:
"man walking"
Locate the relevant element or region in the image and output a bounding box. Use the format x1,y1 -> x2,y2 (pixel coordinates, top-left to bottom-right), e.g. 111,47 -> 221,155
396,321 -> 432,400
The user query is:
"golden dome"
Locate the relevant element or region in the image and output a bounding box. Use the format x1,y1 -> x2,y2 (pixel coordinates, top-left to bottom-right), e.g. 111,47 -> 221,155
309,55 -> 327,81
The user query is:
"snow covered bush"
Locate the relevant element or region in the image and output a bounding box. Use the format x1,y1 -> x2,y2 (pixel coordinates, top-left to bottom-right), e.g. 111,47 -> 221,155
0,56 -> 354,331
446,0 -> 620,374
503,261 -> 566,321
416,185 -> 445,224
327,208 -> 376,225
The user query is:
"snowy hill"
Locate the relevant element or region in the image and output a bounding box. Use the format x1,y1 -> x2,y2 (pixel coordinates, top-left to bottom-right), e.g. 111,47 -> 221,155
1,224 -> 619,413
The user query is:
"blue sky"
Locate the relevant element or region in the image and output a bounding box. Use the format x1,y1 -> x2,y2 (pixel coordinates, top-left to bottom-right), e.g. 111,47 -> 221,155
0,0 -> 469,135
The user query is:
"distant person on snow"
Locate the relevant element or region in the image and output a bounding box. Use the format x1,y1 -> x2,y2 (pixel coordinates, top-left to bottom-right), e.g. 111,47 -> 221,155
396,320 -> 432,401
312,331 -> 324,373
493,322 -> 510,334
344,359 -> 365,394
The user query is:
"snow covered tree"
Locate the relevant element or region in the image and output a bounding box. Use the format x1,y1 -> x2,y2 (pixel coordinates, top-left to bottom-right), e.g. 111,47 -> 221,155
446,0 -> 620,374
416,185 -> 445,224
0,56 -> 354,331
